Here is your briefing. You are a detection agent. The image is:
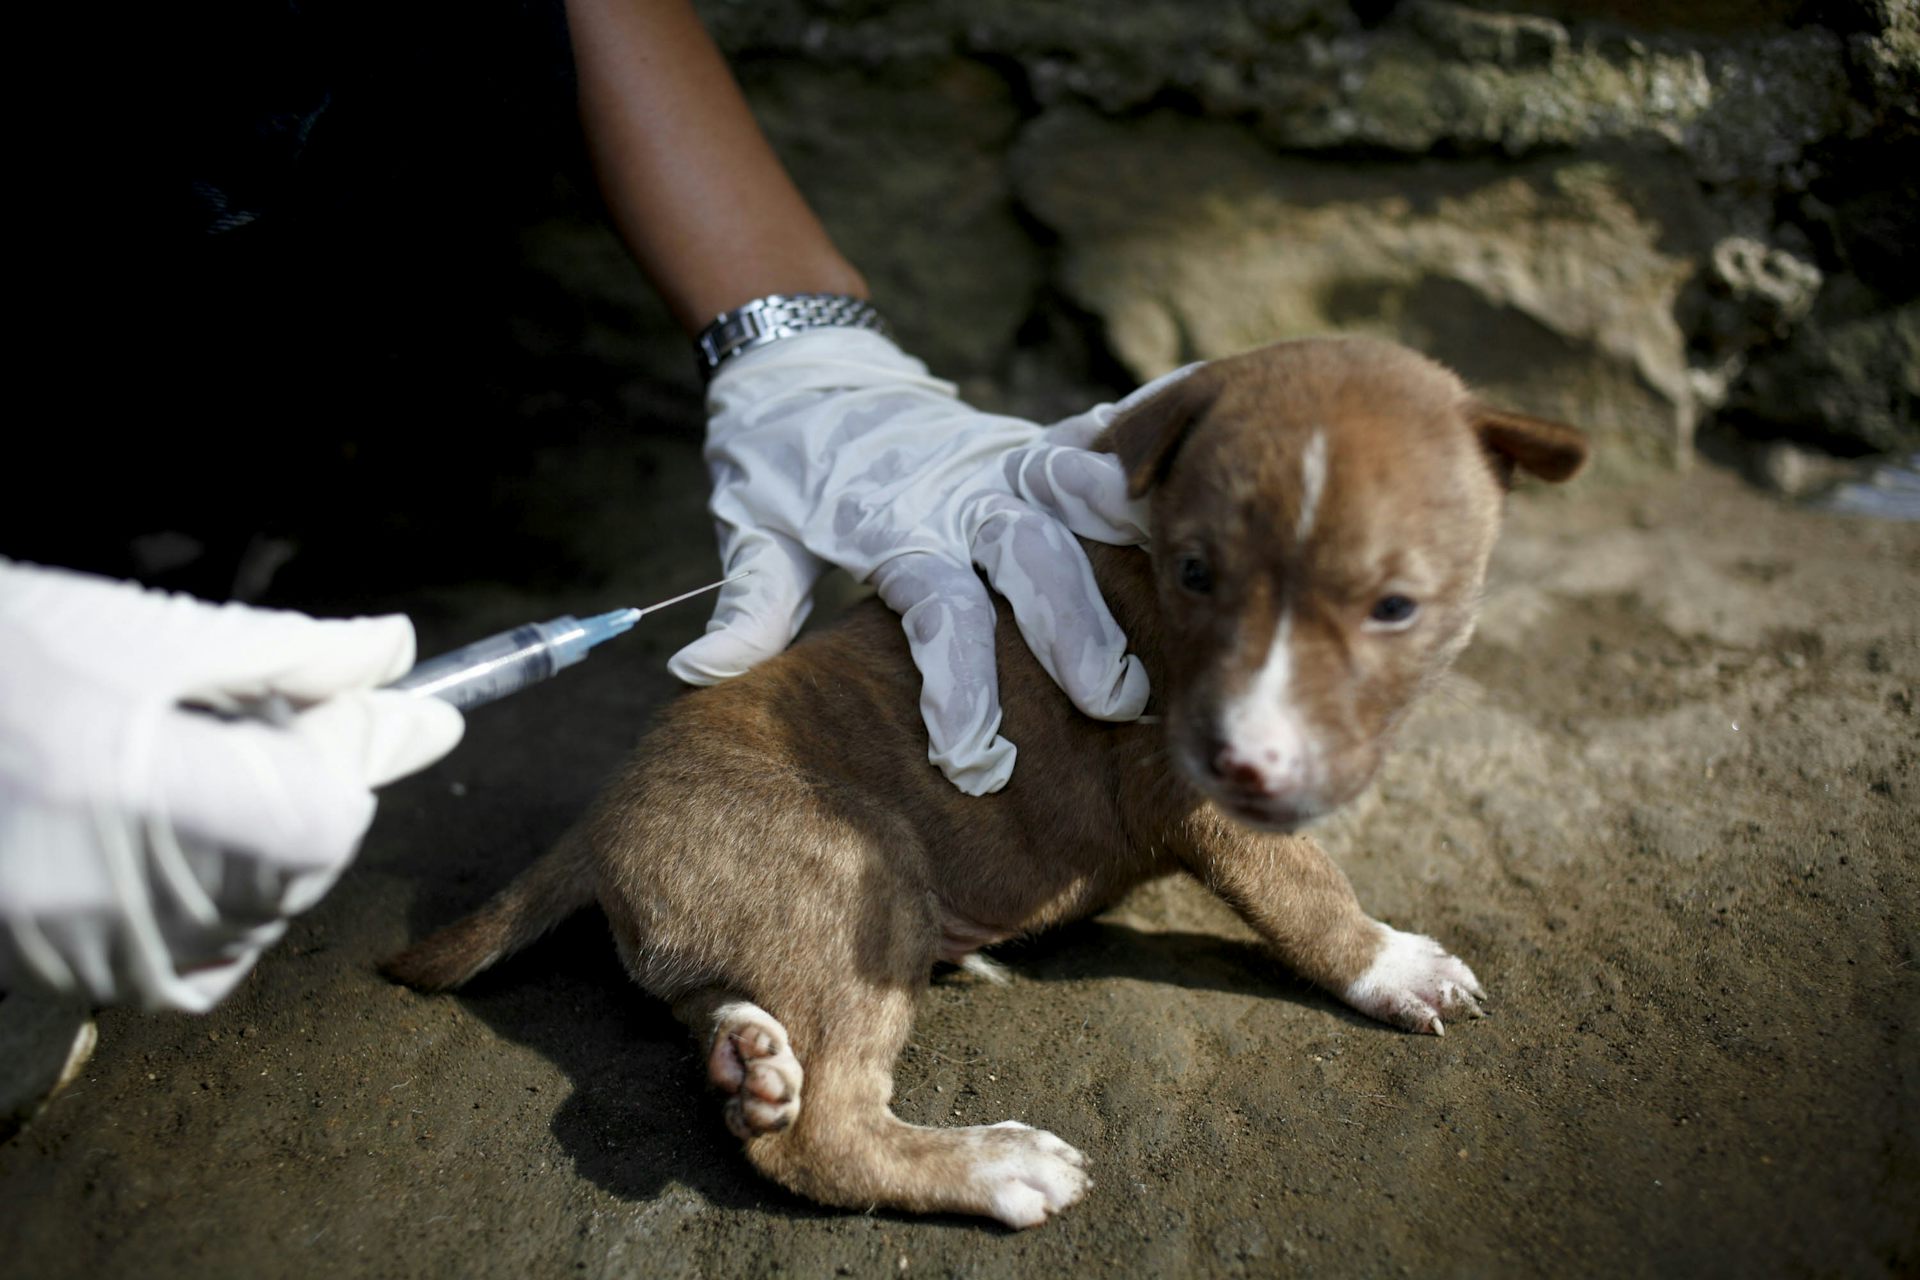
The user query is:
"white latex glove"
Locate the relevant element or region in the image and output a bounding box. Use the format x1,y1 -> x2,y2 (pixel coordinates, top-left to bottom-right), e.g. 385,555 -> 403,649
0,561 -> 463,1012
669,327 -> 1197,794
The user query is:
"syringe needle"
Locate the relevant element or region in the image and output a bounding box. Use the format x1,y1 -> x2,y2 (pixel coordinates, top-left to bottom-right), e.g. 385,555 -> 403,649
633,569 -> 752,620
388,571 -> 757,712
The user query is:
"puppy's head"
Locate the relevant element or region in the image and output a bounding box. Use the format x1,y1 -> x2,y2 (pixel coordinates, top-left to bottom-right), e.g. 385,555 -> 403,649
1107,337 -> 1587,831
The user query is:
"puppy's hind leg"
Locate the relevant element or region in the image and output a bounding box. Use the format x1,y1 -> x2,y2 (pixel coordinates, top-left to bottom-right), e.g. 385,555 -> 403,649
742,984 -> 1089,1229
675,990 -> 804,1140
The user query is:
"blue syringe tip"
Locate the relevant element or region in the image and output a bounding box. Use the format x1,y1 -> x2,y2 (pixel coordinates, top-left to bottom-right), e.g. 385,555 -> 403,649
542,577 -> 744,677
544,608 -> 641,673
583,606 -> 645,637
578,607 -> 642,647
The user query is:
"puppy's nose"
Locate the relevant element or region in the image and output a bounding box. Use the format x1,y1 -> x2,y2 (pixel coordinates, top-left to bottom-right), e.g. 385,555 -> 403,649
1210,744 -> 1306,797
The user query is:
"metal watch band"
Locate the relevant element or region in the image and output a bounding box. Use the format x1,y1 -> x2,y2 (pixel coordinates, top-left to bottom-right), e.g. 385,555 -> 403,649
694,293 -> 891,382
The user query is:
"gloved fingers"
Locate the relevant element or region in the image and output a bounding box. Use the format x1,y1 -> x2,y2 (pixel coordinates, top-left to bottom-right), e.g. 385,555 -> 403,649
157,822 -> 309,937
167,928 -> 280,1010
161,690 -> 456,922
0,787 -> 285,1011
1002,441 -> 1150,547
1038,360 -> 1207,447
0,799 -> 137,1003
871,554 -> 1016,796
179,838 -> 289,925
147,811 -> 223,929
293,689 -> 465,790
253,687 -> 455,912
12,913 -> 119,1005
668,529 -> 824,685
177,610 -> 420,710
0,914 -> 88,1002
1019,361 -> 1204,545
23,913 -> 256,1014
135,690 -> 455,935
44,807 -> 225,1012
966,494 -> 1150,723
0,794 -> 120,912
0,560 -> 419,711
149,704 -> 379,879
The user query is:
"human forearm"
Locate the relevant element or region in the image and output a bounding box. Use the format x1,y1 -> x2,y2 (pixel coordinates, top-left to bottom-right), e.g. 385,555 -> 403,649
564,0 -> 867,332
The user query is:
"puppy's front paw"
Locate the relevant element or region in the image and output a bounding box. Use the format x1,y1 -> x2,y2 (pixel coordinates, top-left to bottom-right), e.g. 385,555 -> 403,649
1342,924 -> 1487,1036
969,1121 -> 1089,1229
707,1001 -> 804,1138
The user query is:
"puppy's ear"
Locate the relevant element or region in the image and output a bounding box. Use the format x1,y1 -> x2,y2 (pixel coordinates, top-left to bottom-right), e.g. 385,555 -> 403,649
1104,369 -> 1220,497
1470,402 -> 1590,487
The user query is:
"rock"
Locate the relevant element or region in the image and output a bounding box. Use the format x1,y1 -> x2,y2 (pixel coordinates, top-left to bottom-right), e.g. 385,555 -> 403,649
699,1 -> 1357,114
1683,236 -> 1824,389
1405,3 -> 1572,67
684,1 -> 1913,464
701,2 -> 1859,192
1752,441 -> 1853,498
1014,108 -> 1701,468
1731,300 -> 1920,453
1709,237 -> 1823,336
1846,0 -> 1920,137
1265,18 -> 1856,192
737,57 -> 1043,379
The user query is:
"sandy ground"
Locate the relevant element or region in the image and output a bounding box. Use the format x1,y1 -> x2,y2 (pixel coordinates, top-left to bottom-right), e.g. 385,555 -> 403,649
1,433 -> 1915,1277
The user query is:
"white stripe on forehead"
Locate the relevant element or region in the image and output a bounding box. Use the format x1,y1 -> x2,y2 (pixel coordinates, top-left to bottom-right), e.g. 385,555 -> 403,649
1295,428 -> 1328,543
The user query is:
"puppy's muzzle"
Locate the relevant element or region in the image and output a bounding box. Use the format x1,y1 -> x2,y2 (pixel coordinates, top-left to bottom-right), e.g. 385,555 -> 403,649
1190,733 -> 1329,831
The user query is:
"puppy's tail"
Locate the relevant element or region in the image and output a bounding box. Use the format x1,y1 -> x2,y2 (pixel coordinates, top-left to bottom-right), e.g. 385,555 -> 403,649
381,826 -> 596,992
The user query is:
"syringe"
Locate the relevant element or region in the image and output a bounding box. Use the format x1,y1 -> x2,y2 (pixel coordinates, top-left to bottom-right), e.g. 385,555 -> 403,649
387,573 -> 743,711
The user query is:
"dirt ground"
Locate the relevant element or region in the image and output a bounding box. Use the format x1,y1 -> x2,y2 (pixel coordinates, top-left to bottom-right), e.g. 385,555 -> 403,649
1,436 -> 1915,1277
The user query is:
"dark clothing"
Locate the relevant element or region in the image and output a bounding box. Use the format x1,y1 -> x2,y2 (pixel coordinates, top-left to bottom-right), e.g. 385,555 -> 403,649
15,3 -> 589,600
172,1 -> 576,237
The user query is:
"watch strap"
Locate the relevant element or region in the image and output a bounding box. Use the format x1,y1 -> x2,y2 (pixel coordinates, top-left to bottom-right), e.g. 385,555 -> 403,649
694,293 -> 891,382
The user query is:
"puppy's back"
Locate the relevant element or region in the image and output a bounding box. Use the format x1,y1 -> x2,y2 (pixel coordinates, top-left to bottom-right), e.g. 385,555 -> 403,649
591,547 -> 1170,975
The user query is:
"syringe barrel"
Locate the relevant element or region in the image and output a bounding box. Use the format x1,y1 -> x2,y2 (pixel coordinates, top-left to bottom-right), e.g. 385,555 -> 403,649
388,617 -> 588,711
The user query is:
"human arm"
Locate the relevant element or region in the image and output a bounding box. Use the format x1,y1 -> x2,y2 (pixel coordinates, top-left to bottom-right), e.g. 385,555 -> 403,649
563,0 -> 868,329
562,0 -> 1165,792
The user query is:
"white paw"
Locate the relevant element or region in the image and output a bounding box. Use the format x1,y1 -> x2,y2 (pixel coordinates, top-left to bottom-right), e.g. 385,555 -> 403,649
1342,923 -> 1487,1035
707,1001 -> 804,1138
970,1121 -> 1090,1229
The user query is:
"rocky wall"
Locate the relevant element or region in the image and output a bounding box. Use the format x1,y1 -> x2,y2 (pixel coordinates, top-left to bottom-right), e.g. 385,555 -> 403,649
659,0 -> 1919,470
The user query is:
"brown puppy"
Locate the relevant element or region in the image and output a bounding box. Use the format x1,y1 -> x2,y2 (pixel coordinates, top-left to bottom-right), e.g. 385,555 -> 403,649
386,336 -> 1588,1228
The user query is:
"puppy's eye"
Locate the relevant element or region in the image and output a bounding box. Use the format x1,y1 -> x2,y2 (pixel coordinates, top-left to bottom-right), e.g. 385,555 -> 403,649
1177,554 -> 1213,595
1367,594 -> 1419,629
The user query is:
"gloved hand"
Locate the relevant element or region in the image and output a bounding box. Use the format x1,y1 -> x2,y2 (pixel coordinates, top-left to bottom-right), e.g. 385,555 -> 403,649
669,327 -> 1194,794
0,561 -> 463,1012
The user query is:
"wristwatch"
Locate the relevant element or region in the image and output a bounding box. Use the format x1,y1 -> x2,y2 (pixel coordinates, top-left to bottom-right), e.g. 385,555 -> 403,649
694,293 -> 891,382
